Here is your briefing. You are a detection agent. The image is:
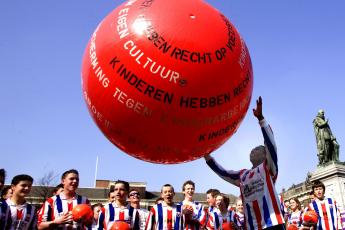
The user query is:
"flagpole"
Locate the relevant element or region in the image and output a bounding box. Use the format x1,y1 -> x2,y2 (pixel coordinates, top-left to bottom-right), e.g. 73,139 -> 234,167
94,155 -> 99,188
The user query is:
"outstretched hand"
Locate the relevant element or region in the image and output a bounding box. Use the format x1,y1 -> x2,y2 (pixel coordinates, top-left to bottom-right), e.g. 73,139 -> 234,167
253,96 -> 264,121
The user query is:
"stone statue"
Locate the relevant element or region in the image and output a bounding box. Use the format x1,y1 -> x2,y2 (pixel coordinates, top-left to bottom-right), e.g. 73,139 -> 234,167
305,171 -> 312,185
313,109 -> 340,165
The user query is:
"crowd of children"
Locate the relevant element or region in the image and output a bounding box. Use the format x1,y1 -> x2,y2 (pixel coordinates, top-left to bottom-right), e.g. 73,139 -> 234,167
1,97 -> 343,230
1,167 -> 344,230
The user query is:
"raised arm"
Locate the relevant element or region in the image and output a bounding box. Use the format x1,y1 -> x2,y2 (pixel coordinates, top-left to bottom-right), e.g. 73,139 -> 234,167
261,119 -> 278,178
204,155 -> 242,187
253,97 -> 278,178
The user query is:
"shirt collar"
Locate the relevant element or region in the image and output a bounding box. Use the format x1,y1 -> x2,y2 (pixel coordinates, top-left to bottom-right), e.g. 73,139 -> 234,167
58,192 -> 78,200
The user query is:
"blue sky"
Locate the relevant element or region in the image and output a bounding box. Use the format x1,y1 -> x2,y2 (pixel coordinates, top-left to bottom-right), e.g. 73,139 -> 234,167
1,0 -> 345,197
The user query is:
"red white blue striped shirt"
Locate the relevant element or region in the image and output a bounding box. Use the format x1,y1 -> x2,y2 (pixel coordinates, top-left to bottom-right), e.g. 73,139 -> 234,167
0,199 -> 11,229
6,199 -> 37,230
37,193 -> 89,230
101,202 -> 140,230
145,202 -> 184,230
180,200 -> 206,230
340,209 -> 345,230
236,212 -> 245,229
287,210 -> 303,227
204,206 -> 222,230
307,197 -> 341,230
223,209 -> 241,229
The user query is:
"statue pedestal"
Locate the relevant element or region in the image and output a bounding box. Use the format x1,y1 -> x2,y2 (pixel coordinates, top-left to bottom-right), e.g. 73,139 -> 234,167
310,162 -> 345,209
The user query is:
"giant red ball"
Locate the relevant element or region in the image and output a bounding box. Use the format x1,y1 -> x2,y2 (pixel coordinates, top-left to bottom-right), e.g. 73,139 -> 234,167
81,0 -> 253,163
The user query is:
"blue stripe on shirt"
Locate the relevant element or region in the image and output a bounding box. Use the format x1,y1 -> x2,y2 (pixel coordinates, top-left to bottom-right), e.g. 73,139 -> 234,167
77,195 -> 82,204
312,201 -> 322,230
263,196 -> 273,227
56,195 -> 63,213
246,203 -> 254,230
108,203 -> 115,221
174,204 -> 182,230
157,203 -> 163,230
328,198 -> 336,230
214,212 -> 220,229
261,127 -> 278,173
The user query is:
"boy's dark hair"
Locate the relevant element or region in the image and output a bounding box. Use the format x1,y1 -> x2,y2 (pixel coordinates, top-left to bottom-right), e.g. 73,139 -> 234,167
11,174 -> 34,185
128,189 -> 141,198
161,184 -> 175,193
129,188 -> 140,194
155,197 -> 164,204
312,180 -> 325,192
1,186 -> 12,199
108,189 -> 115,198
61,169 -> 79,180
0,169 -> 5,179
218,193 -> 230,208
182,180 -> 195,191
206,188 -> 220,197
115,180 -> 130,192
91,203 -> 103,210
52,183 -> 63,194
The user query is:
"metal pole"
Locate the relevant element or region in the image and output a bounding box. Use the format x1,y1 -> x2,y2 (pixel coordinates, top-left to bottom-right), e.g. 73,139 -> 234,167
94,155 -> 99,188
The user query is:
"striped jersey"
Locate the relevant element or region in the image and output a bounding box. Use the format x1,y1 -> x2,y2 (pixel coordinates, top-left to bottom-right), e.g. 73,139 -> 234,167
206,119 -> 284,230
204,206 -> 222,230
222,209 -> 241,229
145,202 -> 184,230
340,209 -> 345,230
279,195 -> 287,218
37,193 -> 89,230
307,197 -> 341,230
137,208 -> 150,230
0,199 -> 11,229
287,210 -> 303,227
236,212 -> 245,229
180,200 -> 206,230
5,199 -> 37,230
101,202 -> 140,230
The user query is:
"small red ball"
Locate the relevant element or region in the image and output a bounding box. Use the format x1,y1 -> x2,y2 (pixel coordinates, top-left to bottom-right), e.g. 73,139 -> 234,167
287,224 -> 299,230
303,210 -> 318,224
71,204 -> 93,225
222,222 -> 235,230
111,221 -> 131,230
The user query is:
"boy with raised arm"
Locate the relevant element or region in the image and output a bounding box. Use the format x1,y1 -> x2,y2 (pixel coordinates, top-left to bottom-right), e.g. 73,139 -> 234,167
205,97 -> 285,230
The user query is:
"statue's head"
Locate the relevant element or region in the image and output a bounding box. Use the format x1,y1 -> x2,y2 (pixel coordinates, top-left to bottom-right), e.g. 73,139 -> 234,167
250,145 -> 266,167
317,109 -> 325,118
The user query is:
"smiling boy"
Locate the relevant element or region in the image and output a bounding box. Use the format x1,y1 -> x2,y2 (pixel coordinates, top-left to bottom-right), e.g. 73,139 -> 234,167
5,174 -> 36,230
37,169 -> 90,230
180,180 -> 206,230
